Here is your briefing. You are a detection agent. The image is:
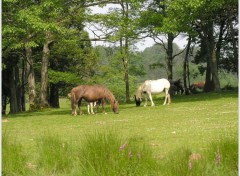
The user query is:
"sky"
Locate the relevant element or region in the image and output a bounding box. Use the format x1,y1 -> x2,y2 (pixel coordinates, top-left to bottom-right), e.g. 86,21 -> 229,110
86,4 -> 188,51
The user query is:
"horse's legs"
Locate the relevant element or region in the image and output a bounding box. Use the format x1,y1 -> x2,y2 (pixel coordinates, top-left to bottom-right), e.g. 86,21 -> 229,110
72,103 -> 77,116
144,94 -> 148,107
87,102 -> 94,114
148,93 -> 155,106
78,98 -> 83,115
96,99 -> 101,113
101,99 -> 106,114
163,88 -> 171,105
91,102 -> 95,114
72,100 -> 79,116
168,93 -> 171,104
87,103 -> 90,114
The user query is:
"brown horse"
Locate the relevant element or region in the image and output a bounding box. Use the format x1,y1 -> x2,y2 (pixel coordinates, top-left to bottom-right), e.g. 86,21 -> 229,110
190,82 -> 205,93
69,85 -> 119,116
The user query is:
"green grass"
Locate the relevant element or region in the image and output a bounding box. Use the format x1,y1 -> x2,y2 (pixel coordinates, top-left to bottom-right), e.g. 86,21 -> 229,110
2,91 -> 238,175
2,131 -> 30,176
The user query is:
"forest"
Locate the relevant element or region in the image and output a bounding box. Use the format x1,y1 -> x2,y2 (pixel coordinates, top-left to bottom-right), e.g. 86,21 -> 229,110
2,0 -> 238,114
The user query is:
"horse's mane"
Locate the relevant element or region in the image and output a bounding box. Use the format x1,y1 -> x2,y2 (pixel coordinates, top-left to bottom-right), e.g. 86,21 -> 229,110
136,83 -> 144,98
100,85 -> 116,103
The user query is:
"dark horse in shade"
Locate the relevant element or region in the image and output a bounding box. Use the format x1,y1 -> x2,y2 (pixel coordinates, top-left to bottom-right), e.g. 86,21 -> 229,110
69,85 -> 119,116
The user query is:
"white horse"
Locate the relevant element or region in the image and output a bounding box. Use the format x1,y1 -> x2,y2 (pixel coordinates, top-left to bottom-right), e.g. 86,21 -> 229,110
134,78 -> 171,107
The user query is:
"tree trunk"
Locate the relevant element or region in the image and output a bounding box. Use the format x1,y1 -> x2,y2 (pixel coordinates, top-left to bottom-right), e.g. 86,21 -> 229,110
26,47 -> 36,111
167,33 -> 174,80
204,59 -> 213,92
2,94 -> 7,115
183,37 -> 191,95
120,34 -> 130,103
21,58 -> 26,111
15,64 -> 22,112
124,37 -> 130,103
187,49 -> 191,89
216,20 -> 225,70
125,66 -> 130,103
229,20 -> 238,76
40,40 -> 51,108
49,83 -> 60,108
203,20 -> 220,92
210,47 -> 221,91
2,67 -> 10,115
9,66 -> 19,114
120,1 -> 130,103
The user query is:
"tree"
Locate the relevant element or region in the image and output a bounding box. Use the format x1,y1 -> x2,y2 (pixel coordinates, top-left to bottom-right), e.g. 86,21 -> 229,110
139,0 -> 186,80
165,0 -> 238,91
91,46 -> 145,101
88,1 -> 143,102
2,0 -> 99,112
2,0 -> 32,113
49,31 -> 98,108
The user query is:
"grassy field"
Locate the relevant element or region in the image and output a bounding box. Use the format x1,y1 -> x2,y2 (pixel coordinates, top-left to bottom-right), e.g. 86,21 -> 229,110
2,91 -> 238,175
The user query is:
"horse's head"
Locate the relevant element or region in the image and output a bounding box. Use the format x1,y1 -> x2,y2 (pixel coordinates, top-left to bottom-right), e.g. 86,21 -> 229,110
134,95 -> 141,107
112,100 -> 119,114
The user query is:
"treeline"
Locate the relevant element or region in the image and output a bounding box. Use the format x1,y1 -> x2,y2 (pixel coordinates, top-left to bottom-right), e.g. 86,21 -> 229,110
2,0 -> 238,114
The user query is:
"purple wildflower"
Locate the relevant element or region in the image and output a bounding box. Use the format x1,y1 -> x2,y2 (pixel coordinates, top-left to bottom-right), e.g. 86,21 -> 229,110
137,153 -> 141,159
216,148 -> 221,165
119,143 -> 127,151
188,161 -> 192,170
128,149 -> 133,159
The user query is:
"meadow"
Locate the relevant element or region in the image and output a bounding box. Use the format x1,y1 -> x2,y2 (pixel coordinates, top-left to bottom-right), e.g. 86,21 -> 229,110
2,91 -> 238,175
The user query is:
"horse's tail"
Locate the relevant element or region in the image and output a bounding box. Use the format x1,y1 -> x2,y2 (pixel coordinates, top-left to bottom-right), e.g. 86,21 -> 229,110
69,91 -> 76,109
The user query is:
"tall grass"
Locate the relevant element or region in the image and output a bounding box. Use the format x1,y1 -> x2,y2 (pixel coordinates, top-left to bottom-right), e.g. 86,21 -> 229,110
77,131 -> 159,176
2,131 -> 30,176
158,138 -> 238,176
36,133 -> 74,175
2,130 -> 238,175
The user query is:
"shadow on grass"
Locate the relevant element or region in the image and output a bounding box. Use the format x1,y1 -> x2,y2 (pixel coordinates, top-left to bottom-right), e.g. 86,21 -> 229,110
3,109 -> 72,118
122,90 -> 238,109
171,90 -> 238,104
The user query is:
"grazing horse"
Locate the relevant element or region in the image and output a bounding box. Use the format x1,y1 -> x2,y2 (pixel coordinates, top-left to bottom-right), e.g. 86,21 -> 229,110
69,85 -> 119,116
190,81 -> 205,93
170,79 -> 184,95
134,78 -> 171,107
